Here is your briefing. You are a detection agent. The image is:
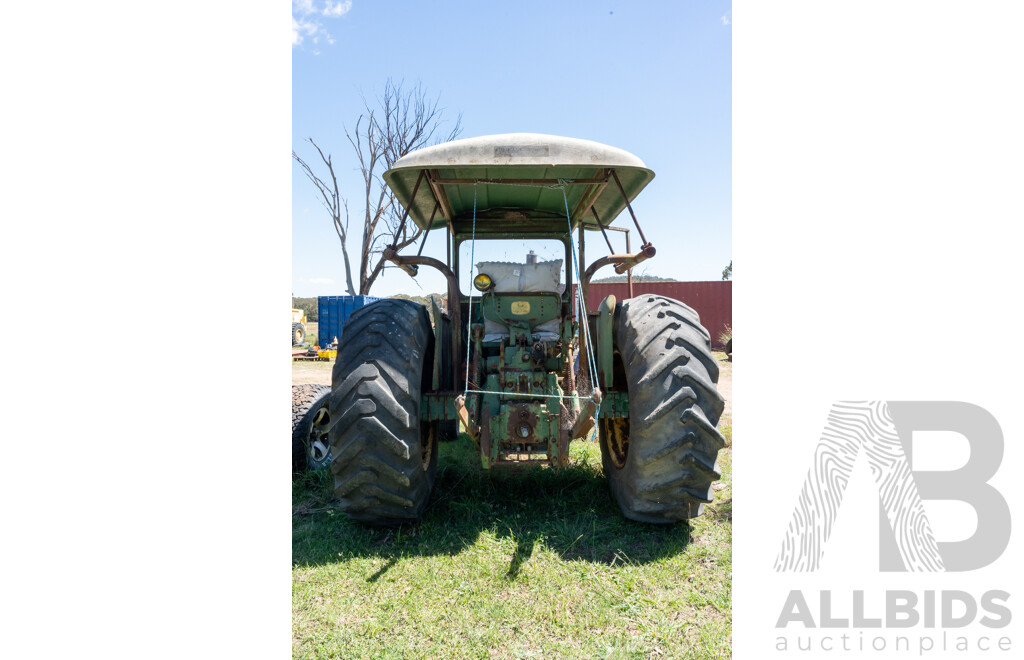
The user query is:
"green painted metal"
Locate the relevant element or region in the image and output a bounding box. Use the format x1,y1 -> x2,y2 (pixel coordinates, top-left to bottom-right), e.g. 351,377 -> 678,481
421,393 -> 458,421
482,400 -> 561,469
466,312 -> 568,469
430,296 -> 444,391
603,390 -> 630,418
383,134 -> 654,234
480,292 -> 562,345
596,294 -> 616,390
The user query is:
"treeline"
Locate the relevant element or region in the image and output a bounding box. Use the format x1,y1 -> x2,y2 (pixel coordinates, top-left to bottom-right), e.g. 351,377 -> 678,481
390,293 -> 446,309
292,297 -> 319,321
292,293 -> 447,322
591,273 -> 676,283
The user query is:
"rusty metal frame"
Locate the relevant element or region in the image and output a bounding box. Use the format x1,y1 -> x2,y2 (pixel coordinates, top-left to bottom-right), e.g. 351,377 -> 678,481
569,169 -> 611,227
416,203 -> 439,257
389,169 -> 426,250
426,169 -> 456,223
610,168 -> 649,247
577,169 -> 655,291
581,244 -> 657,291
589,207 -> 615,254
597,225 -> 635,298
382,246 -> 463,389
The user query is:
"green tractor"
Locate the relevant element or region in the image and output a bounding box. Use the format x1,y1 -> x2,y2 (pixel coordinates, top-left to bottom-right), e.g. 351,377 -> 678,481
328,133 -> 725,526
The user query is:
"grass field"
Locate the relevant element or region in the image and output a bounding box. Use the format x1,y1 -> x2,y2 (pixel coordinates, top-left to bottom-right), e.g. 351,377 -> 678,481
293,354 -> 732,659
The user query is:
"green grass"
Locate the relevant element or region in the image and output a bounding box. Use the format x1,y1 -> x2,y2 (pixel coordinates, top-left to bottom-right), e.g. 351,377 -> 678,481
293,436 -> 732,659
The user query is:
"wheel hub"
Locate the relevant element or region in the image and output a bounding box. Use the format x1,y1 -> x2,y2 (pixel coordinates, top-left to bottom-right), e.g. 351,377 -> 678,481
308,406 -> 331,466
602,417 -> 629,469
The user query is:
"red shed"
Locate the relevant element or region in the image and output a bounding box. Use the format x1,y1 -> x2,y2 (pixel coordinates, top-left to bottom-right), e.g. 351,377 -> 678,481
585,281 -> 732,349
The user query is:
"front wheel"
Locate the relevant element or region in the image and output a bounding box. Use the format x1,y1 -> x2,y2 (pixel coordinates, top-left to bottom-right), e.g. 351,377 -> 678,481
599,295 -> 726,523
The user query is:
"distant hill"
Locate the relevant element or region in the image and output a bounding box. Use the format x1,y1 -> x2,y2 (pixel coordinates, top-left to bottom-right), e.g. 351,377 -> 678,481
390,292 -> 446,310
591,274 -> 676,283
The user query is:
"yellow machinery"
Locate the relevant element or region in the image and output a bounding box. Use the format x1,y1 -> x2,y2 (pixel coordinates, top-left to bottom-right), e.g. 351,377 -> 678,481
291,309 -> 307,346
317,337 -> 338,360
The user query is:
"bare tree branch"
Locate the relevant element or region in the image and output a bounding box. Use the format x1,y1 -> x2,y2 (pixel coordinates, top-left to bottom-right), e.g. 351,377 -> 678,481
295,78 -> 462,296
348,79 -> 462,294
292,138 -> 356,296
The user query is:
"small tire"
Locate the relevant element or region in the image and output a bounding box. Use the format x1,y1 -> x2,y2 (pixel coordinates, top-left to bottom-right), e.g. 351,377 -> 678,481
599,295 -> 726,523
293,322 -> 306,346
328,299 -> 438,526
292,384 -> 332,474
725,337 -> 732,361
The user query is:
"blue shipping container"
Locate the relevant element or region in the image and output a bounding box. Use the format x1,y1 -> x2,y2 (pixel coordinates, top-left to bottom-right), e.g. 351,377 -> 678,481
317,295 -> 381,348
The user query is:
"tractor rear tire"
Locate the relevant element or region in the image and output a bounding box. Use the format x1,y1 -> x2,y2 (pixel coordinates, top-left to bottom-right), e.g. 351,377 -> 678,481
292,384 -> 331,474
293,322 -> 306,346
599,295 -> 726,523
328,299 -> 439,526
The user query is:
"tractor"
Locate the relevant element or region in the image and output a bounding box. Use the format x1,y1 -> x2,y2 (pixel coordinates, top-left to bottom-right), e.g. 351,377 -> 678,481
327,133 -> 725,526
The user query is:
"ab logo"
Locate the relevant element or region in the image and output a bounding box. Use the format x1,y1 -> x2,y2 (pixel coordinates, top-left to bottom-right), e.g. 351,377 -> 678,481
775,401 -> 1010,572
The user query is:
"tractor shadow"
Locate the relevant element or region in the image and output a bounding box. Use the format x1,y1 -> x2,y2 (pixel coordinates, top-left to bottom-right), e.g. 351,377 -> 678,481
292,439 -> 720,581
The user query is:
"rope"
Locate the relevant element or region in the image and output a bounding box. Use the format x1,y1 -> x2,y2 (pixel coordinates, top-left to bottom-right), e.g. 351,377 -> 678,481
560,182 -> 600,399
462,182 -> 478,397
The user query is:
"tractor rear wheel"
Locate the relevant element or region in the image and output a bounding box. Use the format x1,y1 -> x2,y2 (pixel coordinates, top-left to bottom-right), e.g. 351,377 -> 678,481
293,322 -> 306,346
599,295 -> 726,523
328,299 -> 438,526
292,384 -> 331,474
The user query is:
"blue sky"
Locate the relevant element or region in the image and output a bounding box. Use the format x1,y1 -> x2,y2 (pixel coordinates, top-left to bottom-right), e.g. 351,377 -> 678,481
293,0 -> 732,298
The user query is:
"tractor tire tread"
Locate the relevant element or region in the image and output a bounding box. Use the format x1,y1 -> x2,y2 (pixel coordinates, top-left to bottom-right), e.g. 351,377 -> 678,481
329,299 -> 437,526
601,295 -> 726,523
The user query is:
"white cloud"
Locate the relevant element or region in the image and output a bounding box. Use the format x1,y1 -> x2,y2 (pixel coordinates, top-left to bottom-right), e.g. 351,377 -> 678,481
322,1 -> 352,18
721,11 -> 732,26
292,16 -> 320,46
292,0 -> 350,48
307,277 -> 335,285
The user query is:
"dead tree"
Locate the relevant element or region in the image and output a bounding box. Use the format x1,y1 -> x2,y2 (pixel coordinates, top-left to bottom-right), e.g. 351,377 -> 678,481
293,140 -> 357,296
293,79 -> 461,296
348,79 -> 462,294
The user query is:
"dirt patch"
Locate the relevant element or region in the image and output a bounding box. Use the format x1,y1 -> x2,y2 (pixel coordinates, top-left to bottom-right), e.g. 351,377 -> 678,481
292,321 -> 333,385
715,352 -> 732,423
292,360 -> 332,385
